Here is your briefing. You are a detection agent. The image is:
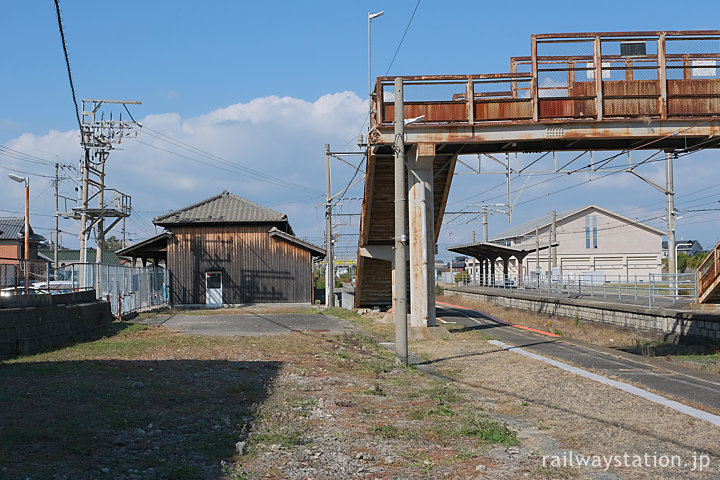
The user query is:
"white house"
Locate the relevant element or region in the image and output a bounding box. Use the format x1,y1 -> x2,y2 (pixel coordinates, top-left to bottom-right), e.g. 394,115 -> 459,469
468,205 -> 664,280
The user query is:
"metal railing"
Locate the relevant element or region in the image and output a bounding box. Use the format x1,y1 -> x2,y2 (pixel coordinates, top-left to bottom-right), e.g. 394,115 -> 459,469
697,240 -> 720,303
444,271 -> 697,309
53,263 -> 168,315
372,30 -> 720,127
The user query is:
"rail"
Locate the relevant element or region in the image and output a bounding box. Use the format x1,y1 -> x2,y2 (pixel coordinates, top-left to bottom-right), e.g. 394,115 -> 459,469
697,240 -> 720,303
371,30 -> 720,128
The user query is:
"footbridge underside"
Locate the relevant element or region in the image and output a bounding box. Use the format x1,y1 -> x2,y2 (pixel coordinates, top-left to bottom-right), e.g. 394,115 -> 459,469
355,30 -> 720,317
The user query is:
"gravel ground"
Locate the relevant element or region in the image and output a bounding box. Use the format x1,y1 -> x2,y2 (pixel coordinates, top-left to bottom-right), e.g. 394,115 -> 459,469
3,306 -> 717,480
410,329 -> 720,480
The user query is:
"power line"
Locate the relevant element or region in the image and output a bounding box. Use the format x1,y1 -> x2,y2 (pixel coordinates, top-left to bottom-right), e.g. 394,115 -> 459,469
384,0 -> 421,75
53,0 -> 81,131
132,126 -> 321,195
0,163 -> 56,179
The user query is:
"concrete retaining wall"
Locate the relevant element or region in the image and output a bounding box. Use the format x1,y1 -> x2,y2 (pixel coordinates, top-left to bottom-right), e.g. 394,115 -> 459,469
0,291 -> 113,359
445,286 -> 720,342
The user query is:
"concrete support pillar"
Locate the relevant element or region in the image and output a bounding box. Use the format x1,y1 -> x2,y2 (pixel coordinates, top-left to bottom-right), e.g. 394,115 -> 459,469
517,256 -> 525,287
408,143 -> 436,327
491,257 -> 496,285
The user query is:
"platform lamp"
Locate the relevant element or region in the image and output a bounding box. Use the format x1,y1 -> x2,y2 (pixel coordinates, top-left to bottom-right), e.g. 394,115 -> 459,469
9,174 -> 29,295
368,10 -> 384,122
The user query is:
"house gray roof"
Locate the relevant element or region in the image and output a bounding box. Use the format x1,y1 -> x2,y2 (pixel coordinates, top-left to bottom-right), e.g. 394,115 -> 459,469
0,217 -> 43,242
491,205 -> 664,242
268,227 -> 325,258
153,191 -> 291,230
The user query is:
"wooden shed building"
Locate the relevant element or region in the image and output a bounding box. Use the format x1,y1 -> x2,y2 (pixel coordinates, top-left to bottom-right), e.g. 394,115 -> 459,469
124,191 -> 324,306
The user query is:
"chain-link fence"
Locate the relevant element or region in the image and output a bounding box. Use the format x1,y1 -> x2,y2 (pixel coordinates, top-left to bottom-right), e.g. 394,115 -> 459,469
53,263 -> 168,315
0,258 -> 50,293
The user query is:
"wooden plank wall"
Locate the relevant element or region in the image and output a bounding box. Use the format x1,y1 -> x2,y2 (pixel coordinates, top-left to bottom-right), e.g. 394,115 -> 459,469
167,225 -> 313,305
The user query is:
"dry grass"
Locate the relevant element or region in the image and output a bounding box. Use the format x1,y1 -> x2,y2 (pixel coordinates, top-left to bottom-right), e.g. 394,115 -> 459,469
411,329 -> 720,480
0,313 -> 531,480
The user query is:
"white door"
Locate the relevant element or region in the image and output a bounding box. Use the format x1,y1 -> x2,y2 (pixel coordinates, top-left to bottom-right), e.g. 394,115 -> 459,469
205,271 -> 222,306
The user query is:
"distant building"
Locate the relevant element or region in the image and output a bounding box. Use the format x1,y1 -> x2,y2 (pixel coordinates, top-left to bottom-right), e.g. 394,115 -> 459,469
120,191 -> 324,306
0,217 -> 44,261
478,205 -> 663,279
662,240 -> 703,258
37,248 -> 122,266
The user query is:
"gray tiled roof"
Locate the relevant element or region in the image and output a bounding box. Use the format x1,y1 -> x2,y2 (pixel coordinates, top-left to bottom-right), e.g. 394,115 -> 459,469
154,191 -> 290,226
0,217 -> 42,241
0,217 -> 23,240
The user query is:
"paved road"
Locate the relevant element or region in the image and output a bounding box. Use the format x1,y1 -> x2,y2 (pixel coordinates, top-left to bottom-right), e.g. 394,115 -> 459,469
139,312 -> 353,336
436,304 -> 720,415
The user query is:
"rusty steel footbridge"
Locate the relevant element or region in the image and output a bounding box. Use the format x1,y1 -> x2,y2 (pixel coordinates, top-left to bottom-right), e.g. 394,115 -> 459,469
356,30 -> 720,320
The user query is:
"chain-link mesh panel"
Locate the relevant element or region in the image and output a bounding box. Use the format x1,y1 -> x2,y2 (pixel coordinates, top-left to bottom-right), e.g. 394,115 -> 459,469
666,39 -> 720,80
666,37 -> 720,116
27,261 -> 48,285
536,38 -> 594,58
666,38 -> 720,56
511,59 -> 532,74
403,82 -> 466,102
535,39 -> 596,120
473,78 -> 532,121
402,82 -> 468,123
53,263 -> 168,314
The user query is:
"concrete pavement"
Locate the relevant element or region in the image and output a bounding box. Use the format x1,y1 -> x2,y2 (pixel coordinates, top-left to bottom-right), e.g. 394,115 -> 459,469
139,311 -> 353,336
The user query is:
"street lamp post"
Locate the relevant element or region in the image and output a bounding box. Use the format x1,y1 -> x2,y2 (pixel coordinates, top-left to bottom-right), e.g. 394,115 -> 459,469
368,11 -> 384,123
8,174 -> 30,294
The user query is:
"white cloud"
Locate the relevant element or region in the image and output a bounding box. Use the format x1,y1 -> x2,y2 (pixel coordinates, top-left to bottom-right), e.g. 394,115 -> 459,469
0,92 -> 367,248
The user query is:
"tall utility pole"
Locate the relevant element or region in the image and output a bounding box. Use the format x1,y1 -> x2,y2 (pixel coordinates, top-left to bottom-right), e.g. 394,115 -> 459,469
535,226 -> 540,276
482,210 -> 489,286
394,77 -> 408,366
471,231 -> 477,285
551,210 -> 557,268
547,228 -> 552,278
54,163 -> 59,272
665,151 -> 676,277
71,99 -> 140,288
325,144 -> 334,307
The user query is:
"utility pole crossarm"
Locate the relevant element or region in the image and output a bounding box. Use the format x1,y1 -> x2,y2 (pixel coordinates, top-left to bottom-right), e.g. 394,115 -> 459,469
77,99 -> 140,288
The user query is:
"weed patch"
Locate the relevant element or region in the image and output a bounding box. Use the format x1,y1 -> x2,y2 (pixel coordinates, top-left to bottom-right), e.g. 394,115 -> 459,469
459,412 -> 519,446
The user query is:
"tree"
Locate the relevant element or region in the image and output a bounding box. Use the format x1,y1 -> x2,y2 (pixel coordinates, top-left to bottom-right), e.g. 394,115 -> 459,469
686,251 -> 710,271
104,235 -> 123,251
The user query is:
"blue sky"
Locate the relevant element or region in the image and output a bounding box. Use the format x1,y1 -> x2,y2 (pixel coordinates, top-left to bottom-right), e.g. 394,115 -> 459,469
1,1 -> 719,257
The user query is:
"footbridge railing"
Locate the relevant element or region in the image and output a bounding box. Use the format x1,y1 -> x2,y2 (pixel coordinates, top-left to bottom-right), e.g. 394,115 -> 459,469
697,241 -> 720,304
371,30 -> 720,128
